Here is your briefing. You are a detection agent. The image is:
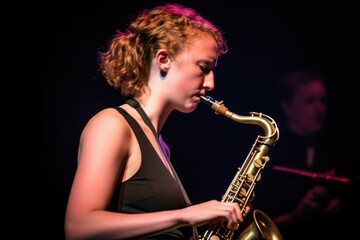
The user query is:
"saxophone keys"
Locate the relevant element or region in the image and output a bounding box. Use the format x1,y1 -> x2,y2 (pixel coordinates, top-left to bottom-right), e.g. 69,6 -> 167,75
254,159 -> 263,168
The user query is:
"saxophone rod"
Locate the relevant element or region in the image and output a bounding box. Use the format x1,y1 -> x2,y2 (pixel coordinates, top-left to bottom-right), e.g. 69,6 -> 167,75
272,165 -> 353,183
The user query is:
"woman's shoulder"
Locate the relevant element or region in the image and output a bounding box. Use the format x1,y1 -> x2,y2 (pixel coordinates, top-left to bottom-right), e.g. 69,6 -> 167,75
81,105 -> 132,139
91,105 -> 130,121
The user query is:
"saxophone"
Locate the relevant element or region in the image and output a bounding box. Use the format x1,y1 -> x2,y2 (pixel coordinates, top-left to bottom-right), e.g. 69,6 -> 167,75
199,95 -> 283,240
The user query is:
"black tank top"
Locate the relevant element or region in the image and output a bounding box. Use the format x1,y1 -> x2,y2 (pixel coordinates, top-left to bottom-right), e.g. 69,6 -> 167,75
109,107 -> 193,239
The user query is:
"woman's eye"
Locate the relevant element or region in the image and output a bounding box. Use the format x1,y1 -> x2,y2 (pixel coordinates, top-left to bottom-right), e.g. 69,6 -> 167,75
199,65 -> 211,74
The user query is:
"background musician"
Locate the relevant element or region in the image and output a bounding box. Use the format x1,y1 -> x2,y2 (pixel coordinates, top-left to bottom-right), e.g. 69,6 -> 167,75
253,70 -> 356,239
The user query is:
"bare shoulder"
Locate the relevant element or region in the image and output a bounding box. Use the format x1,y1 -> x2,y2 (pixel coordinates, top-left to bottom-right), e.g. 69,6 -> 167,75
90,106 -> 129,125
81,106 -> 132,141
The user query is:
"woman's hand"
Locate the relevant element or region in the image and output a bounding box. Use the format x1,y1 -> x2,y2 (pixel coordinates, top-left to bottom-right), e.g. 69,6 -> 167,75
296,185 -> 341,217
178,200 -> 251,230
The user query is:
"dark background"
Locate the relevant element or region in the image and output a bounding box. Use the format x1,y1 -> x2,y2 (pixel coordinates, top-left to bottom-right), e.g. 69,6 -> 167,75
43,0 -> 358,238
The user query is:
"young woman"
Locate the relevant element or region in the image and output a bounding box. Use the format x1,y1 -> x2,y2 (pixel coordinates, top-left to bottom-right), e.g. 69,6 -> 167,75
64,4 -> 250,240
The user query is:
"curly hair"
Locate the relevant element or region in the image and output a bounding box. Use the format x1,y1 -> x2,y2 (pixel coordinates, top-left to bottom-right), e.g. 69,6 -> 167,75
98,3 -> 227,97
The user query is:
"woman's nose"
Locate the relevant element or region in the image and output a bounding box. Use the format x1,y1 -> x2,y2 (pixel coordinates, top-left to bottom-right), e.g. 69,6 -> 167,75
204,71 -> 215,91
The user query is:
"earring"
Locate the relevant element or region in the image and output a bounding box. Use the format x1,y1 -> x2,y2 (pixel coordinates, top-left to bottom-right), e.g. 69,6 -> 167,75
160,70 -> 167,78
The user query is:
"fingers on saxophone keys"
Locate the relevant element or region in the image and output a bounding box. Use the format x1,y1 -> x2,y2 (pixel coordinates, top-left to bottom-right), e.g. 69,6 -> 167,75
243,204 -> 252,217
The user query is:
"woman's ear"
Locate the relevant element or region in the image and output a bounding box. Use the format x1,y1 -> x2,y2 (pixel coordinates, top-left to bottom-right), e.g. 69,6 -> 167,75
156,49 -> 171,74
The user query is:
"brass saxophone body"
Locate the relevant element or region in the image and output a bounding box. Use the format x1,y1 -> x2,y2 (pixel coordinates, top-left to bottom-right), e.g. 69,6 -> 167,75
199,95 -> 282,240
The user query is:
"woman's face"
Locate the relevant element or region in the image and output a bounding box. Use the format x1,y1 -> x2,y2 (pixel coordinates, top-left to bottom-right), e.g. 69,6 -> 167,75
282,79 -> 327,135
165,34 -> 218,113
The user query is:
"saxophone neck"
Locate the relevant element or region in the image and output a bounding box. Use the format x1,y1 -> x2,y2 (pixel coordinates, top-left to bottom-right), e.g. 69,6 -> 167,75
200,95 -> 280,145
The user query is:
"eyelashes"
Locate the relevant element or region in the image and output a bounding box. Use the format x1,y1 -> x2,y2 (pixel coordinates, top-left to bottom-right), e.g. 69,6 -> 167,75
198,64 -> 212,75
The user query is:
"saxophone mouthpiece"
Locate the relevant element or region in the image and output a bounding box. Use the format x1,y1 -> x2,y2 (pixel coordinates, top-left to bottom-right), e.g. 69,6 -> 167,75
200,95 -> 214,107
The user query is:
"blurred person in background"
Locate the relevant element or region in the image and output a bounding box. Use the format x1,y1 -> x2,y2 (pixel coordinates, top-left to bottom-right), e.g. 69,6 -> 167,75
252,70 -> 355,239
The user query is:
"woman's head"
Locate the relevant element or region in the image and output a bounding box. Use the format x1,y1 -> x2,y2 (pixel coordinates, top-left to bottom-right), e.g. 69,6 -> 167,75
99,3 -> 227,97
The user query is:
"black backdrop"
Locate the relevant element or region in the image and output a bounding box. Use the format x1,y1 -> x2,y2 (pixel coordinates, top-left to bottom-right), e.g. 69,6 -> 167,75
43,0 -> 358,238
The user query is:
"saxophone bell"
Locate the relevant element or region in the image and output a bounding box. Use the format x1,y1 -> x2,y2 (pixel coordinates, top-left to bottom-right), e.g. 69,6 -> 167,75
236,210 -> 283,240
